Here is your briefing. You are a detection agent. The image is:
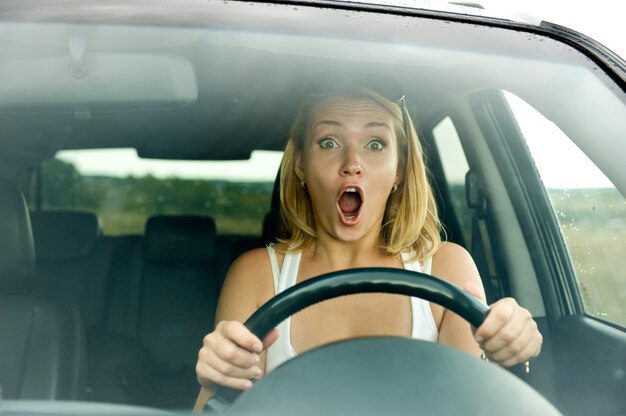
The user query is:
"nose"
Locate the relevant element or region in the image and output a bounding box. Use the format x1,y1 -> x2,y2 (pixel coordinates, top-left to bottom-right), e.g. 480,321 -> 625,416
341,146 -> 362,176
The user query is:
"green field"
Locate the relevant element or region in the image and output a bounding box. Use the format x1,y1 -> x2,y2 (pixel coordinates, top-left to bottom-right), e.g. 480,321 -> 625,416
33,158 -> 273,236
549,188 -> 626,327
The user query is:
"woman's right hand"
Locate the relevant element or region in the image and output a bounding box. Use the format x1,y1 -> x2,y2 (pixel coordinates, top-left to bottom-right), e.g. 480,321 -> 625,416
196,320 -> 278,391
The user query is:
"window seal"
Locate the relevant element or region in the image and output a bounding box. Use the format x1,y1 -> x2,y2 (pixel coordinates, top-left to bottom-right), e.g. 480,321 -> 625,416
470,89 -> 582,318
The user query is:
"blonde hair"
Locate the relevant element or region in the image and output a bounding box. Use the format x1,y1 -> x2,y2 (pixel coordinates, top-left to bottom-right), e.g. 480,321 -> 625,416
277,85 -> 441,261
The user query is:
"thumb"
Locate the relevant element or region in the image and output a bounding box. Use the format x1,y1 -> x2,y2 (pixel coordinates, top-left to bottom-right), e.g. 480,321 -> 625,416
463,281 -> 486,304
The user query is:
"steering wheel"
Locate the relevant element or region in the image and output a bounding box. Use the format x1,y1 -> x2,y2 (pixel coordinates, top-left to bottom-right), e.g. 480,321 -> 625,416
208,268 -> 561,415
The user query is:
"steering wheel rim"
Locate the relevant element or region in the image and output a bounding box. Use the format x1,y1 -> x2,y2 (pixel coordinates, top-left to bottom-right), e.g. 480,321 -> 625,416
210,267 -> 490,408
246,267 -> 489,338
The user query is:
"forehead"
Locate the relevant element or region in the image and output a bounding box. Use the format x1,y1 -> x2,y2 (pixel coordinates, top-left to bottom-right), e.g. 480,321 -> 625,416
309,97 -> 395,127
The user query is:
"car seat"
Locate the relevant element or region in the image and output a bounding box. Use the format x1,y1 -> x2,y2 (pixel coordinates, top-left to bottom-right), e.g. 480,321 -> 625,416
0,178 -> 86,399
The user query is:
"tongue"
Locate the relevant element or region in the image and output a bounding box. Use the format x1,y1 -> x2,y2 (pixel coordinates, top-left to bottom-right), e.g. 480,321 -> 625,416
339,192 -> 361,213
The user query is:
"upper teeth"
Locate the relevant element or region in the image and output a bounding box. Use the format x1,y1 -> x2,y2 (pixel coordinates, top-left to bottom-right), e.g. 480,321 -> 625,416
346,187 -> 357,192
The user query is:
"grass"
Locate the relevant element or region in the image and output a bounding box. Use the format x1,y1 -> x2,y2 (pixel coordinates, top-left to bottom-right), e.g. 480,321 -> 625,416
550,188 -> 626,327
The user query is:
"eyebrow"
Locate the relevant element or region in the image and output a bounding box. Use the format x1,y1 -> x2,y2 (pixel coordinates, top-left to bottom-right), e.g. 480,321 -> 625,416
314,120 -> 391,130
365,121 -> 391,129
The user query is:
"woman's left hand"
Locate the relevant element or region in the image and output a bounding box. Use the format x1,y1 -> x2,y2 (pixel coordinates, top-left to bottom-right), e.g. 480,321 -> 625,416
464,282 -> 543,367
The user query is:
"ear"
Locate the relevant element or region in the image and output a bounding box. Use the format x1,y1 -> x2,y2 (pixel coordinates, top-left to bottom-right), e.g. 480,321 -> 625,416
294,149 -> 305,182
395,165 -> 405,186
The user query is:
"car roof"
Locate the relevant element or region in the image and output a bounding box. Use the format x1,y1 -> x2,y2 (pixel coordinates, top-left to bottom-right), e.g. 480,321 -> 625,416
0,0 -> 623,171
302,0 -> 543,25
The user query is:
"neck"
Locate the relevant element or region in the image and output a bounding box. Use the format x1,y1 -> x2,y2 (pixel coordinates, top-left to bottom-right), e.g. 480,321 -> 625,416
307,234 -> 389,269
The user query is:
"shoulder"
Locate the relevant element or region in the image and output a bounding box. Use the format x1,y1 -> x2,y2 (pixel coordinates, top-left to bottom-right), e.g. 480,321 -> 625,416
221,247 -> 276,306
431,242 -> 480,287
432,241 -> 472,263
229,247 -> 273,272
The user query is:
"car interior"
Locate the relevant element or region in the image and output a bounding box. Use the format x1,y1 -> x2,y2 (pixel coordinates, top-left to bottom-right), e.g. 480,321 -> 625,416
0,2 -> 624,415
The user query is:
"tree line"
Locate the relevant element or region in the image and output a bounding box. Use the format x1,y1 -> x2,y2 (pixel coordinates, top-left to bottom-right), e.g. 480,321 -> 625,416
36,158 -> 274,235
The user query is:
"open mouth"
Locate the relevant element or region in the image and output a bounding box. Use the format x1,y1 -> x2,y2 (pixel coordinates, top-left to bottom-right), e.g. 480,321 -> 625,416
338,186 -> 363,224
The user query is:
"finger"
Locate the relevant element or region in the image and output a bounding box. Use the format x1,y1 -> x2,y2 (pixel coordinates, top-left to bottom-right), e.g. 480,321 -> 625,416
490,325 -> 543,365
482,301 -> 536,354
213,335 -> 261,368
480,312 -> 526,353
486,319 -> 537,364
198,364 -> 254,391
496,331 -> 543,367
474,298 -> 516,345
218,321 -> 264,353
205,348 -> 263,380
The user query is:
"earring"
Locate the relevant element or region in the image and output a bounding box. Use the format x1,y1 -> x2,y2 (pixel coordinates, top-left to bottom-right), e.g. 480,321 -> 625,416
392,183 -> 398,192
301,180 -> 306,189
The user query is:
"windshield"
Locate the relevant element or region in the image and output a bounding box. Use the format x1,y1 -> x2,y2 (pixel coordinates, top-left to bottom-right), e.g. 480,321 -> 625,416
0,2 -> 624,415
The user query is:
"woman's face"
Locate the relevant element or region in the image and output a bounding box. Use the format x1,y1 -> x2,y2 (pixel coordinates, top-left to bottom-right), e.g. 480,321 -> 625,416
295,97 -> 401,243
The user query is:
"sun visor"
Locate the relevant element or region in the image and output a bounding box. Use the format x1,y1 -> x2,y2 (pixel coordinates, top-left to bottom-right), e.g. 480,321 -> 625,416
0,53 -> 197,111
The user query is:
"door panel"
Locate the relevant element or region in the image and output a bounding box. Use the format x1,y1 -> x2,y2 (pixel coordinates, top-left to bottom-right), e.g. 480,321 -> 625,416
552,316 -> 626,415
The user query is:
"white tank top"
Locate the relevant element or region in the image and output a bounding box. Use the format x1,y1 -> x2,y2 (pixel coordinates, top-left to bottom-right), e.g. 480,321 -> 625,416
264,246 -> 438,373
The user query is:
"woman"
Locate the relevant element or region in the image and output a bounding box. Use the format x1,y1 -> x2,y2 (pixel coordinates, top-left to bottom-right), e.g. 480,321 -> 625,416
194,83 -> 542,405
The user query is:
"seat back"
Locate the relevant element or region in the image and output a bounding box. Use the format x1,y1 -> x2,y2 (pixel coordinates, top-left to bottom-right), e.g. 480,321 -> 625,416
31,210 -> 113,328
139,215 -> 220,371
86,215 -> 223,408
0,179 -> 85,399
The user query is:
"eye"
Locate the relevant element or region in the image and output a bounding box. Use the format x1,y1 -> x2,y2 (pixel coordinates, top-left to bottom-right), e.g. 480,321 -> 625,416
319,137 -> 339,149
366,139 -> 385,151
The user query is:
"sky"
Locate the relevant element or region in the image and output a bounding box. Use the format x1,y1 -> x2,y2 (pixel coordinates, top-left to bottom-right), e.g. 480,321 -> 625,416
484,0 -> 625,58
59,149 -> 284,182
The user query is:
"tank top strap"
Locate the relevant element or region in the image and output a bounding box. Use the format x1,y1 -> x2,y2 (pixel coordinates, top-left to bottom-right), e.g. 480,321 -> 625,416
265,249 -> 301,373
265,245 -> 302,295
266,245 -> 280,293
423,256 -> 432,274
401,252 -> 438,342
401,252 -> 433,274
279,251 -> 301,292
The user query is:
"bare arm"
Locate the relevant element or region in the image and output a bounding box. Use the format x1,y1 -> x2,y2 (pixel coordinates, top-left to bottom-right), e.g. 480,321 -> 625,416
433,242 -> 542,367
433,242 -> 483,357
193,248 -> 278,410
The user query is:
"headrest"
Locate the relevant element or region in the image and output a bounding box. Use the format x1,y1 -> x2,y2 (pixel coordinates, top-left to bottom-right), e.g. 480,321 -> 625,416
30,211 -> 101,261
0,178 -> 35,292
144,215 -> 216,263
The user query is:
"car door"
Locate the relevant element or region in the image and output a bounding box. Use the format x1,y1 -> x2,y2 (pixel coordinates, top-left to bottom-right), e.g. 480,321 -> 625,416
468,83 -> 625,415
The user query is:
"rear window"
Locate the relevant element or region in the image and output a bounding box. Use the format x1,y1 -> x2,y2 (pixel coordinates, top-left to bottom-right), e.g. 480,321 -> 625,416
30,148 -> 282,236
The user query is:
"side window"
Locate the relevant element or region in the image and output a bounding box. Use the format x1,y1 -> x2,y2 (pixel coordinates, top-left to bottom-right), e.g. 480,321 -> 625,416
505,92 -> 626,328
30,149 -> 282,236
433,117 -> 503,304
432,116 -> 472,245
